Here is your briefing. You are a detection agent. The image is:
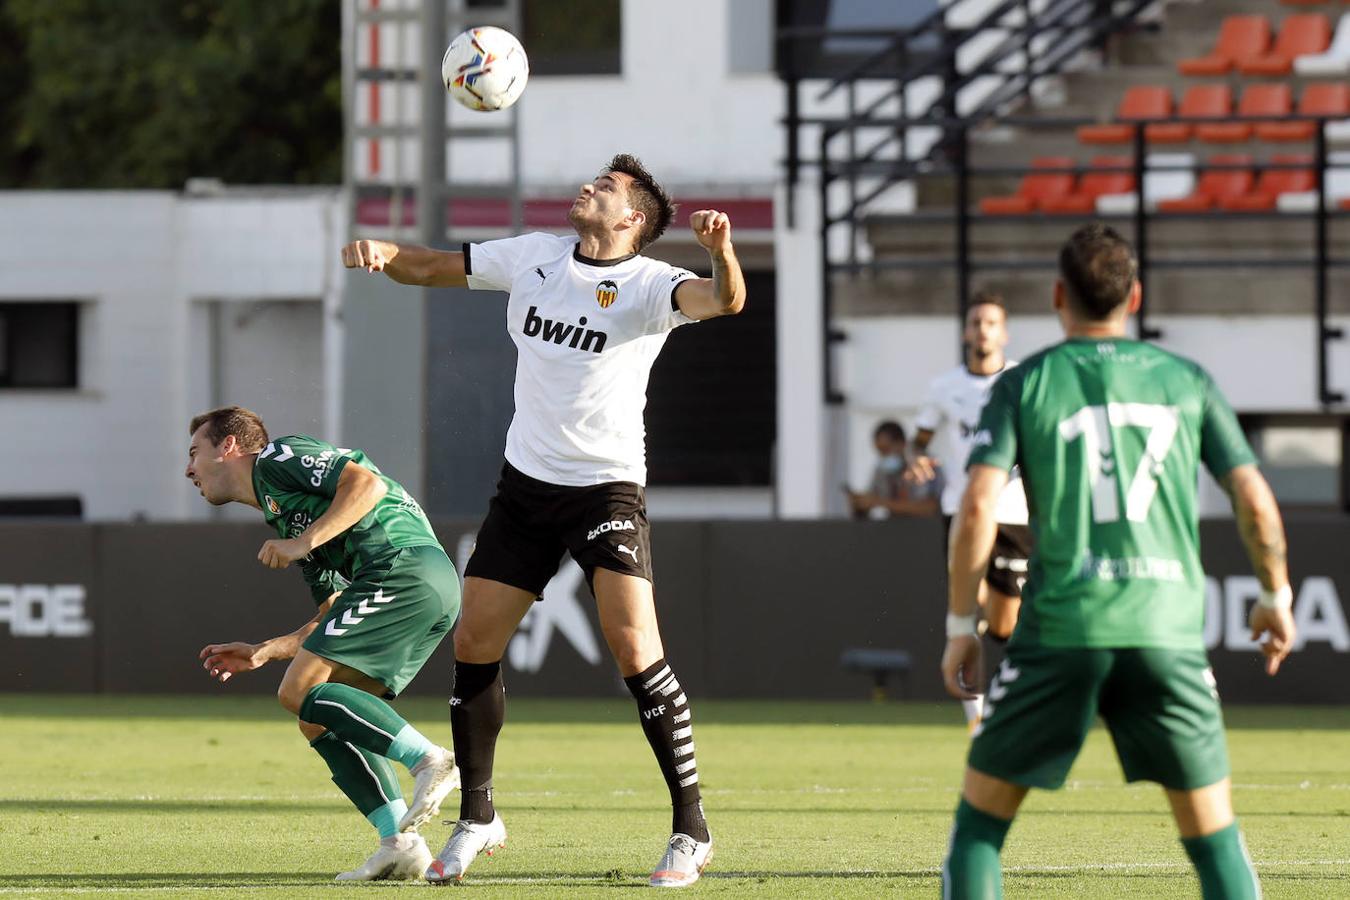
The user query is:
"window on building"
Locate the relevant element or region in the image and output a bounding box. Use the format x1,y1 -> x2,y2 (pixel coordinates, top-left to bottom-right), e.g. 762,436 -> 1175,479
520,0 -> 621,76
0,303 -> 79,389
777,0 -> 942,78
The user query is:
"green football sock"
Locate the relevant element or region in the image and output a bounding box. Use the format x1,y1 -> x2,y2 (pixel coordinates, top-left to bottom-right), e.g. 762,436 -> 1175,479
943,798 -> 1011,900
310,731 -> 408,838
1181,822 -> 1261,900
300,683 -> 437,771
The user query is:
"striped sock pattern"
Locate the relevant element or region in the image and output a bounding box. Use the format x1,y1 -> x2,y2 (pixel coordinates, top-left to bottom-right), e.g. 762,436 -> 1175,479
625,659 -> 709,842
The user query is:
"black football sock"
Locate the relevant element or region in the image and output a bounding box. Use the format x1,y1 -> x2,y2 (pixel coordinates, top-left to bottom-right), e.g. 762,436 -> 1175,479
450,659 -> 505,824
624,659 -> 710,843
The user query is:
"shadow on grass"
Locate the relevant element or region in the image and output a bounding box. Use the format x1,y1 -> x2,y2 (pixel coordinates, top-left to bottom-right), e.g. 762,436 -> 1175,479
0,873 -> 334,888
2,695 -> 1348,730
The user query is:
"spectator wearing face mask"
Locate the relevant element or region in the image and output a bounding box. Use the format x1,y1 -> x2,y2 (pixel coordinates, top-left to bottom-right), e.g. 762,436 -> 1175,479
846,420 -> 942,519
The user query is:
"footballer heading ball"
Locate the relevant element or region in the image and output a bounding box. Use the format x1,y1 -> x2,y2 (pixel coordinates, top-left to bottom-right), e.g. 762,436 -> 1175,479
442,26 -> 529,112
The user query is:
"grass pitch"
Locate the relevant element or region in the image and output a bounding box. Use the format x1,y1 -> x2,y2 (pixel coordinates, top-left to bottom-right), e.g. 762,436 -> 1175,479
0,696 -> 1346,898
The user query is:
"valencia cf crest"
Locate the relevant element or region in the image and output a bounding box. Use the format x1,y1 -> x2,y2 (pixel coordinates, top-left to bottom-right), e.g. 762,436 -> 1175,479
595,280 -> 619,309
265,495 -> 281,516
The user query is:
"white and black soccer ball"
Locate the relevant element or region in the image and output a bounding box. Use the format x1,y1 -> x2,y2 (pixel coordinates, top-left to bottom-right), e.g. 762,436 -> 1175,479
441,26 -> 529,112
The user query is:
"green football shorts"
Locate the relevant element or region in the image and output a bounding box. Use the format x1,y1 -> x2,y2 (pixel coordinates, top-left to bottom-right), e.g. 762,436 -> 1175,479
967,645 -> 1230,791
302,544 -> 461,698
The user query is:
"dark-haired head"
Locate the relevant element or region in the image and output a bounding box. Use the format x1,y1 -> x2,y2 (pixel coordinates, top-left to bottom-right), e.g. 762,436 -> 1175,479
604,153 -> 676,251
1057,224 -> 1139,321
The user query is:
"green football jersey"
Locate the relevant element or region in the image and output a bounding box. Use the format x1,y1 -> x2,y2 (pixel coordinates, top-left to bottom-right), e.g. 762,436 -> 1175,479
968,338 -> 1256,650
251,434 -> 442,604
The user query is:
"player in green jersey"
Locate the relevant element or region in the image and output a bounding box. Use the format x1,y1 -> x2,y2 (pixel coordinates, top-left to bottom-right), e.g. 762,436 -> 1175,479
185,406 -> 463,882
939,225 -> 1297,899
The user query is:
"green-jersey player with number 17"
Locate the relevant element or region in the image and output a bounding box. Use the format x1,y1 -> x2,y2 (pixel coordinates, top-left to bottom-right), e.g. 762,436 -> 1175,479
185,406 -> 462,883
938,225 -> 1297,900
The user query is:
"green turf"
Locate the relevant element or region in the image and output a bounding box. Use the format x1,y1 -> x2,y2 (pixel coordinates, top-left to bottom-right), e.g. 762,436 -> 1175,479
0,696 -> 1346,898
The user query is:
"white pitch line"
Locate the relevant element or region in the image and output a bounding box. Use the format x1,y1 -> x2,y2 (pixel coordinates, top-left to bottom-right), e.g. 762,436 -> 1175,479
1,861 -> 1345,892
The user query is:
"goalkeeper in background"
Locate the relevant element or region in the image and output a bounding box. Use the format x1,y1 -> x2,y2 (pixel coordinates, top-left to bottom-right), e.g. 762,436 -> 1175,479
186,405 -> 461,882
940,224 -> 1295,899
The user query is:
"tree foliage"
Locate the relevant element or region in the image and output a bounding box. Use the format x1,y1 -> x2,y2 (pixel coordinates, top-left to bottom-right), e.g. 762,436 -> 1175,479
1,0 -> 341,188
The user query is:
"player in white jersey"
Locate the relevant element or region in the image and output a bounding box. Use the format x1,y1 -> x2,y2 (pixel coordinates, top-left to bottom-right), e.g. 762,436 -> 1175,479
340,155 -> 745,888
909,293 -> 1031,723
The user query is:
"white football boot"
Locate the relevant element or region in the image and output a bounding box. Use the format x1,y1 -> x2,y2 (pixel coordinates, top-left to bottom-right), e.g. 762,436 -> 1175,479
425,814 -> 508,884
650,832 -> 714,888
335,832 -> 433,881
399,747 -> 460,832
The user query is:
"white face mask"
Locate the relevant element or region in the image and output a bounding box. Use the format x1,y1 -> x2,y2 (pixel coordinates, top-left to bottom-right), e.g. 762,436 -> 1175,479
879,453 -> 904,474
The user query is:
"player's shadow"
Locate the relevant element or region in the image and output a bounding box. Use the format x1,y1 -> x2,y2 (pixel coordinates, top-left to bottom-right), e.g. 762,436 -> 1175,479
0,798 -> 348,814
0,874 -> 335,888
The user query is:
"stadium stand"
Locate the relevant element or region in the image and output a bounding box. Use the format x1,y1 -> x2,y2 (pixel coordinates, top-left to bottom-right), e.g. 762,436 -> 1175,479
1147,84 -> 1232,144
978,157 -> 1076,215
1077,86 -> 1173,144
1157,154 -> 1254,212
1177,15 -> 1271,74
1294,13 -> 1350,74
1199,83 -> 1292,143
1239,13 -> 1331,74
1218,154 -> 1316,210
1257,82 -> 1349,141
1040,156 -> 1136,215
1094,153 -> 1197,214
1276,151 -> 1350,211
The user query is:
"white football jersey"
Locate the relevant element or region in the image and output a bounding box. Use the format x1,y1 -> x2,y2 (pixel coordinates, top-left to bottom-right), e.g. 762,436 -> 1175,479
915,363 -> 1029,522
464,232 -> 699,487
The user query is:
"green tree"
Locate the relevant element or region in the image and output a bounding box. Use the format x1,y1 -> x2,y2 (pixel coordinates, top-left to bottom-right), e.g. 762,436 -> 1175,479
1,0 -> 341,188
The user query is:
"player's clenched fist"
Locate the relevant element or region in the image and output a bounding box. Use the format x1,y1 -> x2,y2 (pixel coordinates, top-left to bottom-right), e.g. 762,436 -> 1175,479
689,210 -> 732,252
342,239 -> 397,273
257,537 -> 310,569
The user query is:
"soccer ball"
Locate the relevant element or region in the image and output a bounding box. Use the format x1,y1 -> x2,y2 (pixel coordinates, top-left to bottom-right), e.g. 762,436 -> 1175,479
441,26 -> 529,112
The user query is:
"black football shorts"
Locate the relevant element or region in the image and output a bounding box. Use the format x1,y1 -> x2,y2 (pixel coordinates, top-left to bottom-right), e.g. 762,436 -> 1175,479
463,462 -> 653,598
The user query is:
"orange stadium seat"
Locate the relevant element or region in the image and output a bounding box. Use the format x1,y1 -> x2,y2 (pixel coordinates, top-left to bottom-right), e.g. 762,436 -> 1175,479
1257,83 -> 1350,141
1077,86 -> 1173,144
1196,84 -> 1292,143
1178,16 -> 1271,75
1240,14 -> 1332,74
1040,156 -> 1137,214
1219,155 -> 1316,210
1147,85 -> 1232,143
1158,155 -> 1254,211
979,157 -> 1076,215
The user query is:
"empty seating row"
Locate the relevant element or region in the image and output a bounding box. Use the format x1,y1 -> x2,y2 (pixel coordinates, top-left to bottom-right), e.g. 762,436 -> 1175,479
1077,83 -> 1350,145
1179,13 -> 1337,75
979,154 -> 1350,215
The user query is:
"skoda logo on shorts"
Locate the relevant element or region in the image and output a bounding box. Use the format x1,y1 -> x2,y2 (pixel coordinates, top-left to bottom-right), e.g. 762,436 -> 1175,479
595,280 -> 619,309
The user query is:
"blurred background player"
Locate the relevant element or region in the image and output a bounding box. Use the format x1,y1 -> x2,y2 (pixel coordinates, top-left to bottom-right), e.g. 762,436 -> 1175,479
845,420 -> 941,519
940,224 -> 1295,900
186,406 -> 462,882
908,290 -> 1031,724
341,154 -> 746,887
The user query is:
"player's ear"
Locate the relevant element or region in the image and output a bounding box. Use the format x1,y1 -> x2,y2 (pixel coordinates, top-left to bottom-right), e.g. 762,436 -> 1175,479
1126,280 -> 1143,314
623,207 -> 646,230
219,434 -> 238,457
1052,279 -> 1066,312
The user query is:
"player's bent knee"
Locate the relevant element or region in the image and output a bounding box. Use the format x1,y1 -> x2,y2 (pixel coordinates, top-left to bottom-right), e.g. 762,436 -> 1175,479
278,680 -> 320,717
298,719 -> 327,742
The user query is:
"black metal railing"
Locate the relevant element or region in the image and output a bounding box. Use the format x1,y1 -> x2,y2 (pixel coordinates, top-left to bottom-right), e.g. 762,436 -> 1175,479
859,113 -> 1349,407
778,0 -> 1158,403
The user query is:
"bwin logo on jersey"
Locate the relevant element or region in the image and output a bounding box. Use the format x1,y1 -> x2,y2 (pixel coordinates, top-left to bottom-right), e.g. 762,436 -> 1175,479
596,279 -> 619,309
588,519 -> 636,541
523,306 -> 608,353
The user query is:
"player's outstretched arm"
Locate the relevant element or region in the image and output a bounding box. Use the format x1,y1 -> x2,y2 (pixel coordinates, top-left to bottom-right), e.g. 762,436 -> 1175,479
942,464 -> 1008,699
341,239 -> 468,287
1222,464 -> 1296,675
674,210 -> 746,321
199,595 -> 338,683
257,465 -> 388,570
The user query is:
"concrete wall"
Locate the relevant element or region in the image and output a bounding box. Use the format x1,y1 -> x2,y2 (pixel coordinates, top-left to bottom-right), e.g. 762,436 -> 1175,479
0,190 -> 346,521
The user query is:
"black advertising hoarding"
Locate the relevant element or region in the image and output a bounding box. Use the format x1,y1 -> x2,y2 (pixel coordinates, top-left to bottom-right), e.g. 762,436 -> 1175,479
0,518 -> 1344,702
